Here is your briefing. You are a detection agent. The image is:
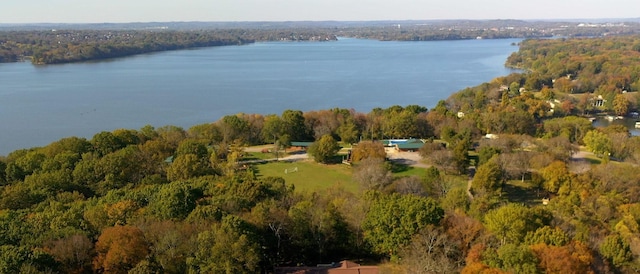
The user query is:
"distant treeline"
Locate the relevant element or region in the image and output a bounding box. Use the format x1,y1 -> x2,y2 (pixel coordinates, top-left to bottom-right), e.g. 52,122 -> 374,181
3,20 -> 640,64
0,29 -> 337,64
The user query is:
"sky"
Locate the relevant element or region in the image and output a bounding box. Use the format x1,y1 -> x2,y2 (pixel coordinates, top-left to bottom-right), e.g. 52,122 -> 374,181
2,0 -> 640,24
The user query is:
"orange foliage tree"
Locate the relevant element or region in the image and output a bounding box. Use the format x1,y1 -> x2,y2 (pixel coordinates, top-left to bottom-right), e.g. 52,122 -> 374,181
93,225 -> 149,274
530,241 -> 594,274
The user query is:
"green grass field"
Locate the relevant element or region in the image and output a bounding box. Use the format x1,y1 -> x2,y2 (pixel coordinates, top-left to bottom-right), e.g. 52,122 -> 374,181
252,160 -> 359,193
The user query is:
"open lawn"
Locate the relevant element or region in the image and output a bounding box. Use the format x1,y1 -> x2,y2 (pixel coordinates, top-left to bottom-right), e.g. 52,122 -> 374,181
390,162 -> 426,178
502,179 -> 545,206
252,160 -> 359,193
242,151 -> 276,161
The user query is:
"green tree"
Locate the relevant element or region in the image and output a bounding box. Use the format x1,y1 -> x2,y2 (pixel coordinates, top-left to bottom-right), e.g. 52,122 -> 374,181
261,114 -> 285,144
166,154 -> 211,181
91,131 -> 125,157
599,234 -> 633,268
484,244 -> 538,274
524,226 -> 569,246
282,109 -> 310,141
0,245 -> 32,273
219,114 -> 249,143
308,134 -> 340,164
188,216 -> 260,273
362,193 -> 444,258
471,156 -> 503,195
337,119 -> 359,144
483,203 -> 549,245
583,130 -> 613,157
175,139 -> 209,160
148,181 -> 202,220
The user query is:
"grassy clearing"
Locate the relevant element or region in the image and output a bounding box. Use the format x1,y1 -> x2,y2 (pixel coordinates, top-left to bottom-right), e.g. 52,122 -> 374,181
389,162 -> 425,178
252,160 -> 358,193
502,179 -> 544,206
242,151 -> 275,161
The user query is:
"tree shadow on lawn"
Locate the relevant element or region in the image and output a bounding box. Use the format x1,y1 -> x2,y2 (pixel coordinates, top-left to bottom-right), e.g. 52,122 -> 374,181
502,182 -> 542,206
388,161 -> 413,173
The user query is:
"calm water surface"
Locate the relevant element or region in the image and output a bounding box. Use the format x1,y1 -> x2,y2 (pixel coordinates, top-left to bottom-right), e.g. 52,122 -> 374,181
0,38 -> 521,155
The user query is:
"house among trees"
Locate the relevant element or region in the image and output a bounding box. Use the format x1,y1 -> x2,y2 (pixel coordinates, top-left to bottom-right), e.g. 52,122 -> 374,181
290,141 -> 314,150
591,95 -> 606,107
275,260 -> 379,274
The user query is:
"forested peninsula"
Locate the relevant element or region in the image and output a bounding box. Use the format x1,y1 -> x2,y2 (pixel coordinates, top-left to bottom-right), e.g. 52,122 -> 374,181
3,19 -> 640,64
4,34 -> 640,273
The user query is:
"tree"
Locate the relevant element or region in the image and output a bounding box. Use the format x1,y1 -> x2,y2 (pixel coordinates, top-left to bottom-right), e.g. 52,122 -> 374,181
394,176 -> 426,196
261,114 -> 285,144
402,225 -> 462,273
483,204 -> 549,245
352,157 -> 392,191
482,243 -> 538,274
337,119 -> 359,144
599,234 -> 633,268
91,131 -> 125,157
530,242 -> 593,274
45,234 -> 94,274
93,225 -> 149,274
543,116 -> 593,143
583,130 -> 613,158
287,198 -> 351,264
442,212 -> 484,257
524,226 -> 569,246
612,93 -> 629,116
175,139 -> 209,160
166,154 -> 211,181
499,151 -> 530,182
148,181 -> 201,220
362,193 -> 444,258
142,221 -> 199,273
350,140 -> 386,163
188,216 -> 260,273
308,134 -> 340,164
540,161 -> 573,194
471,156 -> 503,195
282,109 -> 310,141
218,114 -> 249,143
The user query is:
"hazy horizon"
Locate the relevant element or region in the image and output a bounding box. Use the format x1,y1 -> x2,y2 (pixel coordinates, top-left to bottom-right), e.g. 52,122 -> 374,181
3,0 -> 640,24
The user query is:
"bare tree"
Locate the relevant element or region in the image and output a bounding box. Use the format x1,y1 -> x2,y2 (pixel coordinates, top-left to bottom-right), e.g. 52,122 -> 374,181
394,176 -> 426,196
353,157 -> 392,191
402,225 -> 462,274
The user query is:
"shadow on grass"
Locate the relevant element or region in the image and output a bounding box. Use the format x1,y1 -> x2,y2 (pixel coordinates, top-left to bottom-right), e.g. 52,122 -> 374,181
584,157 -> 602,165
388,161 -> 413,173
502,182 -> 541,206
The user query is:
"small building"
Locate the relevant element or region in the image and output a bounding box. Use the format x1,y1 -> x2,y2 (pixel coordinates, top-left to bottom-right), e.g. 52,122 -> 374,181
484,134 -> 498,140
591,95 -> 606,107
290,141 -> 314,150
395,139 -> 426,152
381,139 -> 425,152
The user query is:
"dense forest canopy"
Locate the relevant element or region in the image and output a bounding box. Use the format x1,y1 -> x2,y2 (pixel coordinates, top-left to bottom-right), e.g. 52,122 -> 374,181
4,32 -> 640,272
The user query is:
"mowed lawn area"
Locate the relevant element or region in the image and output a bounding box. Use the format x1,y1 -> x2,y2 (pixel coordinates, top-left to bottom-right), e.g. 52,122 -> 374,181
252,160 -> 359,193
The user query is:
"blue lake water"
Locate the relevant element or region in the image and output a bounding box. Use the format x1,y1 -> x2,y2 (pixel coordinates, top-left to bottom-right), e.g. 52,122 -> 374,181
0,38 -> 521,155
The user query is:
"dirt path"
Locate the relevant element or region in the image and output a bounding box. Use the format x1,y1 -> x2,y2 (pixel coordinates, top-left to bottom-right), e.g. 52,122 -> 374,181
386,150 -> 431,168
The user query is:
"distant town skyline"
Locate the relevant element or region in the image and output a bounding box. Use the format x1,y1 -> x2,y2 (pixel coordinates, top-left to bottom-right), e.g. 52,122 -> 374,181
3,0 -> 639,24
